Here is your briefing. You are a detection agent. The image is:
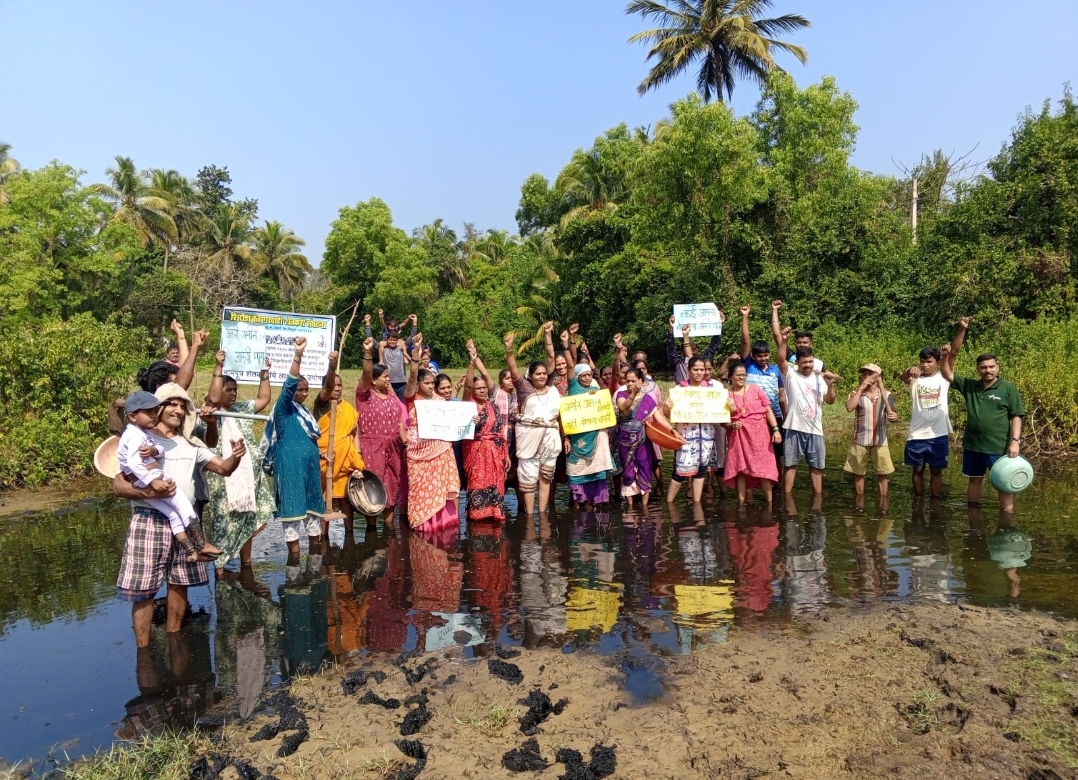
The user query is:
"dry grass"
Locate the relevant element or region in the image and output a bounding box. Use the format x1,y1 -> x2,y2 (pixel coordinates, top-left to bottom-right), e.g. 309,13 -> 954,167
453,700 -> 521,738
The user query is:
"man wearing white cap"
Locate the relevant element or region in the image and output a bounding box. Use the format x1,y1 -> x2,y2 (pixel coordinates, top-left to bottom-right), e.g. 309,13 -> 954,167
842,364 -> 899,507
111,382 -> 248,648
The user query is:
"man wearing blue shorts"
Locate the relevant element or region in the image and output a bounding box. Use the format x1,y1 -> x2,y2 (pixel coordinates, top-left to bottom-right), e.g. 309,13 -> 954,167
901,345 -> 953,499
941,317 -> 1026,512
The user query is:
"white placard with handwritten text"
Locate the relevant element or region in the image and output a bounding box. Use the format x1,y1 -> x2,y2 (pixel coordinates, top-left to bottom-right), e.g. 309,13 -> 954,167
673,303 -> 723,337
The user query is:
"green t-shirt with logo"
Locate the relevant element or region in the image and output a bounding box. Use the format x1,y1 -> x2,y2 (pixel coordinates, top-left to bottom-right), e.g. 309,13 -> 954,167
952,376 -> 1025,454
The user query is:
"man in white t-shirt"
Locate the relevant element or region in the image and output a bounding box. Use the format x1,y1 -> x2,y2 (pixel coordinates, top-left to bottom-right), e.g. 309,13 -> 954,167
901,345 -> 953,499
771,300 -> 824,372
777,326 -> 838,496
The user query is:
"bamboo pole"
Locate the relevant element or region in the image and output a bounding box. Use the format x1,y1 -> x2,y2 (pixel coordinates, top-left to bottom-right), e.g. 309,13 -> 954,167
323,302 -> 360,522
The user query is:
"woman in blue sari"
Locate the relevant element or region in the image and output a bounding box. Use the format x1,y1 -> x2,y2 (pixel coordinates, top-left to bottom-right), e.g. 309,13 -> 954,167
263,336 -> 325,558
564,363 -> 614,509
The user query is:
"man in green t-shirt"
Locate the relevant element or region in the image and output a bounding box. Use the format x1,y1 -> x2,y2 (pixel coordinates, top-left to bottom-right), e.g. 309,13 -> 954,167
941,317 -> 1026,512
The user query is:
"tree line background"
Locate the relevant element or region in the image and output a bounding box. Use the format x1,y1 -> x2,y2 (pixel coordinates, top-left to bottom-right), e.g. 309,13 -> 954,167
1,74 -> 1077,486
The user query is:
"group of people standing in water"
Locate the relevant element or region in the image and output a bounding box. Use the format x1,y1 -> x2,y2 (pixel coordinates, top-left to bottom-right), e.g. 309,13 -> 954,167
112,305 -> 1025,645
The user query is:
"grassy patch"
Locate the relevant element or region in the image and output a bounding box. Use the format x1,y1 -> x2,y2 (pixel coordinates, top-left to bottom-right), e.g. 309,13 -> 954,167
358,753 -> 404,778
1005,632 -> 1078,768
64,731 -> 206,780
453,700 -> 520,737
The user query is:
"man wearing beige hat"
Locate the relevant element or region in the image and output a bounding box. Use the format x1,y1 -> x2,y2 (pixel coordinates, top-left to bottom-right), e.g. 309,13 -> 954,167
843,364 -> 899,507
111,382 -> 248,648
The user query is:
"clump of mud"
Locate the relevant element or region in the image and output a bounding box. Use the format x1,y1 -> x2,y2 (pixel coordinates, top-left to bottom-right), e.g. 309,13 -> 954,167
392,650 -> 438,685
188,754 -> 276,780
391,739 -> 428,780
488,658 -> 524,684
495,645 -> 522,659
400,691 -> 433,736
555,743 -> 617,780
247,691 -> 309,757
341,668 -> 387,695
517,689 -> 569,735
502,738 -> 548,772
357,690 -> 401,709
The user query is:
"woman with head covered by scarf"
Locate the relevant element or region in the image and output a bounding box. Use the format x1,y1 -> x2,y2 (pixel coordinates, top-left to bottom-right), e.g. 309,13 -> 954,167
563,350 -> 614,510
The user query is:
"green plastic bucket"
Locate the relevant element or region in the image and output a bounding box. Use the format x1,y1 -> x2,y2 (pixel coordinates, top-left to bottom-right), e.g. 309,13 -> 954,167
989,455 -> 1034,494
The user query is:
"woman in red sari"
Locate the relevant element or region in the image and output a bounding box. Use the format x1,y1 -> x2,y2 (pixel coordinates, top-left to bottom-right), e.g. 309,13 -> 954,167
355,336 -> 407,524
462,342 -> 508,521
724,360 -> 782,506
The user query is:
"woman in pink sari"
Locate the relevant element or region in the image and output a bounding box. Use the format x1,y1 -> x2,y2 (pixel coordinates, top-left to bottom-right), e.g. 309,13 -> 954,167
356,336 -> 407,523
724,361 -> 782,506
406,368 -> 461,533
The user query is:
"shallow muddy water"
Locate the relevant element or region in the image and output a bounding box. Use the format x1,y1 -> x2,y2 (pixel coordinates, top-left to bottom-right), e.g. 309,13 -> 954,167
2,445 -> 1077,768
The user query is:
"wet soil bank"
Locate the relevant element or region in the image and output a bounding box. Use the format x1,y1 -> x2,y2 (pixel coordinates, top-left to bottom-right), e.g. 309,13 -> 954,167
172,602 -> 1078,779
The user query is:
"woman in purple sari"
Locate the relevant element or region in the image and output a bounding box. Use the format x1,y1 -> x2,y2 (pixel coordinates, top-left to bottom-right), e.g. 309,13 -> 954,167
614,368 -> 668,509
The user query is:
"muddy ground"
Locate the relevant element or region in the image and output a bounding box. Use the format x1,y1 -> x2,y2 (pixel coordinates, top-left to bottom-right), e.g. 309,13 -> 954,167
200,602 -> 1077,779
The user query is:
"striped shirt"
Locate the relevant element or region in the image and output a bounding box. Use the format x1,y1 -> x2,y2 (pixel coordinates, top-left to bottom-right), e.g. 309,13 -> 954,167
851,391 -> 892,447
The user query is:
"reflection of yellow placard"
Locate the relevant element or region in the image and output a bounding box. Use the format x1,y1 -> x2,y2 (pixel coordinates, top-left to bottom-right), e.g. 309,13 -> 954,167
560,389 -> 617,435
668,386 -> 730,424
674,584 -> 733,616
566,586 -> 621,632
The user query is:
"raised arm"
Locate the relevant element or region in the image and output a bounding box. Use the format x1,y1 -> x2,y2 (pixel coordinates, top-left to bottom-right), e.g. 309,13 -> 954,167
567,324 -> 580,365
739,305 -> 752,359
941,317 -> 968,384
170,319 -> 189,365
253,357 -> 272,412
317,350 -> 341,404
820,370 -> 840,405
845,373 -> 871,412
463,340 -> 478,401
776,326 -> 792,376
543,321 -> 556,372
359,336 -> 375,392
363,312 -> 373,340
770,300 -> 784,347
204,438 -> 248,477
404,333 -> 423,399
405,314 -> 418,348
504,332 -> 521,382
577,338 -> 596,372
175,328 -> 208,391
666,316 -> 680,367
209,350 -> 228,406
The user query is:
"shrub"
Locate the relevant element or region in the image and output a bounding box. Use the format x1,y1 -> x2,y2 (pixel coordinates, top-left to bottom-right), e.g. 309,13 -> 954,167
0,314 -> 152,487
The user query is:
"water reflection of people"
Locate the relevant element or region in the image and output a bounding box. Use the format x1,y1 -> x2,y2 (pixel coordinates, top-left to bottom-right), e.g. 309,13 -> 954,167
842,512 -> 896,601
987,511 -> 1032,598
215,568 -> 280,718
278,557 -> 330,677
519,514 -> 568,649
116,629 -> 216,740
904,498 -> 953,603
409,525 -> 465,648
781,497 -> 830,615
726,506 -> 779,614
465,520 -> 515,636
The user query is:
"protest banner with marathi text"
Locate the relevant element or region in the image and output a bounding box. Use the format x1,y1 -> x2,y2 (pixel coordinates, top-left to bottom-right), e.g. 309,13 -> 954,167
668,385 -> 731,424
220,306 -> 336,385
414,400 -> 477,441
673,302 -> 723,337
559,389 -> 617,435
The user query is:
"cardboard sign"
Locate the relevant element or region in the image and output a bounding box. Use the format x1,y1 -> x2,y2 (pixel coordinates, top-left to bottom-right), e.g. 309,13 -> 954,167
221,306 -> 336,386
565,586 -> 622,632
559,389 -> 617,435
673,303 -> 722,337
673,584 -> 734,616
414,400 -> 477,441
668,385 -> 731,424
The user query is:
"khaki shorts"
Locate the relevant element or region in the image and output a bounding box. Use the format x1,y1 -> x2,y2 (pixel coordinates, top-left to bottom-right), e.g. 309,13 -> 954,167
843,444 -> 895,476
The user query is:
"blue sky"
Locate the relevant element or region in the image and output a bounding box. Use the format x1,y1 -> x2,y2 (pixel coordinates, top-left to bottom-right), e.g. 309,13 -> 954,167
5,1 -> 1076,263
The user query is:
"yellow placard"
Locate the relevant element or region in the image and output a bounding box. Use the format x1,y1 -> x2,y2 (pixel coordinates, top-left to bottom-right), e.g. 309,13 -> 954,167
673,584 -> 734,616
668,386 -> 731,424
566,585 -> 622,632
559,389 -> 617,435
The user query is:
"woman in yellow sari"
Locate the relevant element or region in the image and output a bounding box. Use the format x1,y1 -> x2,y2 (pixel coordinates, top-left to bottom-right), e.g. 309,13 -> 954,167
315,352 -> 365,534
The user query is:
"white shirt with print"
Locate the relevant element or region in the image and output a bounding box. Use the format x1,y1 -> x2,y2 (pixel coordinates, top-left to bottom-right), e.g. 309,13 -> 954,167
783,370 -> 826,436
906,373 -> 952,440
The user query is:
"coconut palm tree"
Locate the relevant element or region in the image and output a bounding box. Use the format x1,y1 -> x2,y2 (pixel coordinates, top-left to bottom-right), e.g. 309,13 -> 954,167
0,143 -> 20,204
203,202 -> 254,269
89,156 -> 178,248
514,231 -> 563,354
147,168 -> 199,273
466,229 -> 516,265
414,218 -> 468,292
627,0 -> 810,103
555,150 -> 627,227
251,220 -> 312,309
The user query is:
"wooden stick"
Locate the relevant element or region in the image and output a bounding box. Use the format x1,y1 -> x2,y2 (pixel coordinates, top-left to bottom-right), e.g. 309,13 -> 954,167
323,302 -> 361,518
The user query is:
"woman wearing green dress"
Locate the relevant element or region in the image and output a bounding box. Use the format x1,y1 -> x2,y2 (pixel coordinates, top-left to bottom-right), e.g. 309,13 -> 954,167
206,350 -> 277,569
